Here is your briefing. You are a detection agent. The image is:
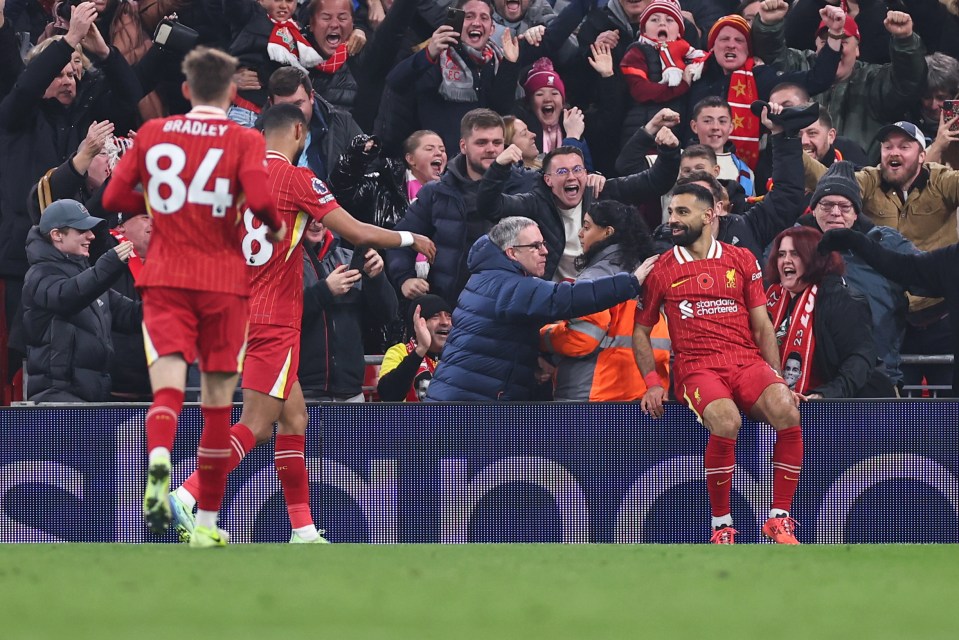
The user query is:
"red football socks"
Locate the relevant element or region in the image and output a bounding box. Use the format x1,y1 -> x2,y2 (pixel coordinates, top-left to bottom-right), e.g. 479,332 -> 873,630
181,422 -> 256,499
145,387 -> 184,453
704,434 -> 737,517
772,426 -> 803,512
275,434 -> 314,529
196,406 -> 233,512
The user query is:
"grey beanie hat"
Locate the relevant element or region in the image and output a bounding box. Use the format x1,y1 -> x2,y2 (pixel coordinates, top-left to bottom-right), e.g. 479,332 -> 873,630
810,160 -> 862,215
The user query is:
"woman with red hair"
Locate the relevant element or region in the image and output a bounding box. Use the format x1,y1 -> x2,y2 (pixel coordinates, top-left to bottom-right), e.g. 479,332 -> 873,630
766,226 -> 895,399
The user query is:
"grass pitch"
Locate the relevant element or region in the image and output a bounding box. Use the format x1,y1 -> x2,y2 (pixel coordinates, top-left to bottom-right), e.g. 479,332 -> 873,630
0,544 -> 956,640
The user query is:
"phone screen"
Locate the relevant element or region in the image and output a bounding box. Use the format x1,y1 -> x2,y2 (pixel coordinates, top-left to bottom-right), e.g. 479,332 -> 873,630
445,8 -> 466,33
944,100 -> 959,131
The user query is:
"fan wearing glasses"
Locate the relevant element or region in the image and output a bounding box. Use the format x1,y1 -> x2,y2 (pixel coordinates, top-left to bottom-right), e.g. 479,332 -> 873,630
796,160 -> 924,390
477,126 -> 681,282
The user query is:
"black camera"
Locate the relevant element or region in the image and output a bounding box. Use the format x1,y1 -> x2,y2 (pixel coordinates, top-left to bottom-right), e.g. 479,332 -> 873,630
56,0 -> 86,23
153,18 -> 199,55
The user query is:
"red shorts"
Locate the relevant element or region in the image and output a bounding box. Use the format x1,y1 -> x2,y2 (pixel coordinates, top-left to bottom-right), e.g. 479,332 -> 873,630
241,323 -> 300,399
676,358 -> 785,422
141,287 -> 249,374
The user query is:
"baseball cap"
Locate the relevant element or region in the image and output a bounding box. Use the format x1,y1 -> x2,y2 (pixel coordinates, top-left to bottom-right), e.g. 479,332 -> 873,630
39,199 -> 105,233
817,15 -> 861,40
875,121 -> 927,150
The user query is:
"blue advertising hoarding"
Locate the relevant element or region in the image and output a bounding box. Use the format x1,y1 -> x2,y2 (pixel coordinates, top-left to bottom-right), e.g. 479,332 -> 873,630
1,401 -> 956,543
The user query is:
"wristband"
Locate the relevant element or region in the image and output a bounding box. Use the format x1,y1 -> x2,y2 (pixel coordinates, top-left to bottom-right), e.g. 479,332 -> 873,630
644,371 -> 663,389
826,31 -> 846,40
398,231 -> 414,248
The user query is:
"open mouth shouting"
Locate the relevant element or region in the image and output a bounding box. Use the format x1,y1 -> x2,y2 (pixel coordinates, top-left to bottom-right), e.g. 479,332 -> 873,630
325,30 -> 342,49
464,25 -> 487,48
504,0 -> 523,20
538,102 -> 560,125
429,158 -> 444,177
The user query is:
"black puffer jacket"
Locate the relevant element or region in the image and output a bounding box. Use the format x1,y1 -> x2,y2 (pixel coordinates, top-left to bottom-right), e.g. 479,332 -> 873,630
21,227 -> 141,402
386,155 -> 540,307
804,274 -> 896,399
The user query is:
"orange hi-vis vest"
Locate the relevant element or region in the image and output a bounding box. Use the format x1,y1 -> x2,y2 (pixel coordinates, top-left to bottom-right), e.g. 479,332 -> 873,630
541,304 -> 671,402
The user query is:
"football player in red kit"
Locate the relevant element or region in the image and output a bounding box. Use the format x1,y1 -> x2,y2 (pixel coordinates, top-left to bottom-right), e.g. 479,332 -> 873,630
632,183 -> 803,545
103,47 -> 288,548
167,103 -> 435,544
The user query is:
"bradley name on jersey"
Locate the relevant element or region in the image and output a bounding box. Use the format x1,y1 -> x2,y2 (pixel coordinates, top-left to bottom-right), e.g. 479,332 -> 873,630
161,120 -> 231,137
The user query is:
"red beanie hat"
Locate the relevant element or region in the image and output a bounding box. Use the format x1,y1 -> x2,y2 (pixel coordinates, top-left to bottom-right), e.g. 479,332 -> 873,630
707,14 -> 752,55
523,57 -> 566,102
640,0 -> 685,38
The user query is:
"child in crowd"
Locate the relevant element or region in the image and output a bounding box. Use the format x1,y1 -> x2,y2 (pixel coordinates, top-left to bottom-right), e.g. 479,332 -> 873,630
620,0 -> 705,105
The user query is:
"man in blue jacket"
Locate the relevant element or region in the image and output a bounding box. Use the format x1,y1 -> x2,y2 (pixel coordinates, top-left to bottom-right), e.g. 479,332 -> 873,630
426,216 -> 657,401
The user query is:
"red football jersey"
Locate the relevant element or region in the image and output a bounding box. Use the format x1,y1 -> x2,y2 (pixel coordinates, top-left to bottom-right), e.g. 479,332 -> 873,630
109,107 -> 272,295
245,152 -> 340,329
636,240 -> 767,380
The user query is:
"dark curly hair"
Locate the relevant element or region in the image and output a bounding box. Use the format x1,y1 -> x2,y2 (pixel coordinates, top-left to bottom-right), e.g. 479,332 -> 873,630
574,200 -> 655,272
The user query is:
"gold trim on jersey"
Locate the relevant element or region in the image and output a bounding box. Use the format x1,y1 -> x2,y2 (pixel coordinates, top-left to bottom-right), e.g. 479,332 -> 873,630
286,210 -> 308,261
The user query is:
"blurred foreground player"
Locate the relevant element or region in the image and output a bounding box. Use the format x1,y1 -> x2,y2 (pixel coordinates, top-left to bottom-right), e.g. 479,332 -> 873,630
103,48 -> 287,548
167,104 -> 436,544
632,184 -> 804,545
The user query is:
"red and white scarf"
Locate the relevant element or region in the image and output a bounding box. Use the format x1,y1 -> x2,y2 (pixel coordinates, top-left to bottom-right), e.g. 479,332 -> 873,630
726,56 -> 760,170
268,19 -> 322,72
316,43 -> 349,74
637,37 -> 705,75
109,228 -> 144,283
767,283 -> 821,394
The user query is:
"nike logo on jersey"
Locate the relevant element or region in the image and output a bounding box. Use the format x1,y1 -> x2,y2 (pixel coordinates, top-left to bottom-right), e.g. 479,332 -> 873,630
716,478 -> 730,485
671,277 -> 691,288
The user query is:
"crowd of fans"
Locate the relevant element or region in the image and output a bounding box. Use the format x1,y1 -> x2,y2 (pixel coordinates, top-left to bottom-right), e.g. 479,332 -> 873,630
2,0 -> 958,404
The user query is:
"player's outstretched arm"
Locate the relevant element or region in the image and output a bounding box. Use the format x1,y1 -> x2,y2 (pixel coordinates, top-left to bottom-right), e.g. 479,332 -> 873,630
633,321 -> 666,418
321,207 -> 436,262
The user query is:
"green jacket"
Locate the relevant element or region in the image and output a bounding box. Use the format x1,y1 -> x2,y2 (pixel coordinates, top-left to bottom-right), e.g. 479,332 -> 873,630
752,18 -> 926,162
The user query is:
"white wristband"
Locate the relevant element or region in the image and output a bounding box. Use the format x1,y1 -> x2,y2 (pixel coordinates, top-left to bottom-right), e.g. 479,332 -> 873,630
398,231 -> 414,248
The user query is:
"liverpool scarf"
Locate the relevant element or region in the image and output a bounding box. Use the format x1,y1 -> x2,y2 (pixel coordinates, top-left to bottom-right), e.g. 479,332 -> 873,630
438,44 -> 498,102
637,36 -> 705,76
316,44 -> 348,74
726,56 -> 760,170
267,19 -> 322,72
767,283 -> 820,394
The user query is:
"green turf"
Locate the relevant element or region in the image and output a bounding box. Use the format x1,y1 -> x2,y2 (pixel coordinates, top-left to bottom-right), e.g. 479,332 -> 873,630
0,544 -> 956,639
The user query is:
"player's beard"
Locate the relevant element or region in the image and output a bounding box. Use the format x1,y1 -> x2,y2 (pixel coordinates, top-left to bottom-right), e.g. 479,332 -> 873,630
292,142 -> 306,167
669,222 -> 702,247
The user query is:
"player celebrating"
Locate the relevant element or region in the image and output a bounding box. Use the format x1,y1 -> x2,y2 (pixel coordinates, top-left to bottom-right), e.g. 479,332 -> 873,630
103,48 -> 287,548
632,183 -> 804,545
167,103 -> 435,544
